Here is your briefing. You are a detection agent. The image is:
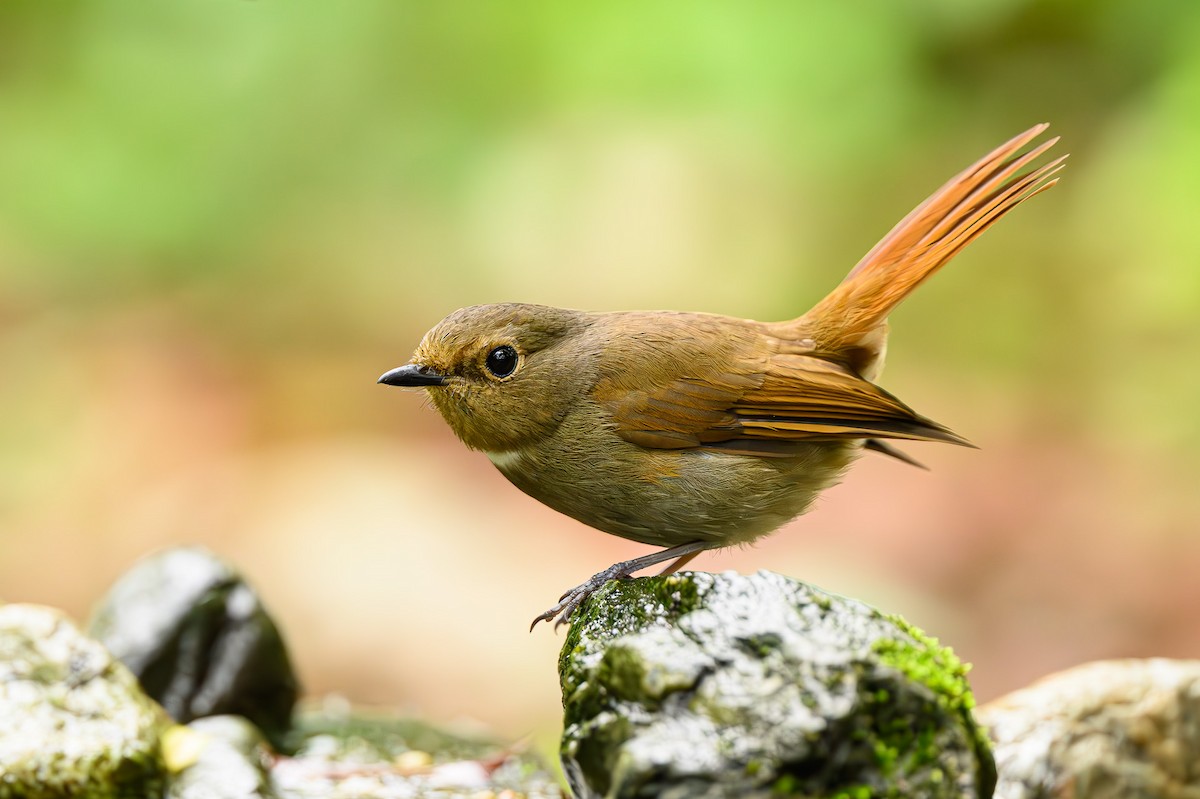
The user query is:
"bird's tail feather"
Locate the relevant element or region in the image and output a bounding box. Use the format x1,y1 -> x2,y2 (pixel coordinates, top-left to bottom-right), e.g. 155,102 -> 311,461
797,124 -> 1065,358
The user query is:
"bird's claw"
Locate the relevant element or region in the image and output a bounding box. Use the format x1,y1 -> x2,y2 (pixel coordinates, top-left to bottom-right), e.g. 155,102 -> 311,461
531,565 -> 628,632
529,593 -> 581,632
531,583 -> 597,631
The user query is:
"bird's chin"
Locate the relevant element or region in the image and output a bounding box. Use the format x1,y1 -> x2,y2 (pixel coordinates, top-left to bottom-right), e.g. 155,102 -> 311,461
425,391 -> 489,451
425,382 -> 458,406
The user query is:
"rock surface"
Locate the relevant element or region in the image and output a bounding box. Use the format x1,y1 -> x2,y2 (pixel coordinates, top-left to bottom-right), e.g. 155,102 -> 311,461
165,715 -> 277,799
979,658 -> 1200,799
0,603 -> 171,798
89,546 -> 299,747
272,703 -> 563,798
75,547 -> 560,797
559,570 -> 994,799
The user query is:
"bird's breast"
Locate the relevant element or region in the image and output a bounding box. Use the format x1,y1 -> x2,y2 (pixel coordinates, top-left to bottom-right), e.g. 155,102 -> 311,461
480,419 -> 860,549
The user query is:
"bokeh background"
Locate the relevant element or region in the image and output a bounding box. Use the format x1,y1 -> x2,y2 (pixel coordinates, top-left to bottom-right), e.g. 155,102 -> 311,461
2,0 -> 1199,749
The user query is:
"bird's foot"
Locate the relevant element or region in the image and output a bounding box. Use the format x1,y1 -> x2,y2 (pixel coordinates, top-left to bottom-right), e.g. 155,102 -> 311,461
529,541 -> 712,632
530,562 -> 633,632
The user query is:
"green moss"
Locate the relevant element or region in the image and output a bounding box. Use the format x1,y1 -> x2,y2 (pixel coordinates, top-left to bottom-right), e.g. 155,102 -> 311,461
872,740 -> 899,774
830,786 -> 872,799
288,710 -> 501,763
772,774 -> 798,794
872,618 -> 973,717
740,632 -> 783,658
873,614 -> 996,796
596,645 -> 650,704
650,573 -> 703,615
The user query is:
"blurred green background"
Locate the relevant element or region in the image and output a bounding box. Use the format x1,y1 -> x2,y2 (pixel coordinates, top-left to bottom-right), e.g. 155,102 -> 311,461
2,0 -> 1199,744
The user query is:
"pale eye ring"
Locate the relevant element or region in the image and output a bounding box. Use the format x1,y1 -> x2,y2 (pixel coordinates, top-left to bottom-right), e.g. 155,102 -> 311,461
484,345 -> 518,379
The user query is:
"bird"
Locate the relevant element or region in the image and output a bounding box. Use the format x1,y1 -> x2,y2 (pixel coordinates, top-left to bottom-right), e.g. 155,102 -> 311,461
379,124 -> 1065,630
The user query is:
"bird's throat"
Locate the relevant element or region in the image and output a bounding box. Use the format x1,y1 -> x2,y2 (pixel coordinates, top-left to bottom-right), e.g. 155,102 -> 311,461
485,448 -> 526,471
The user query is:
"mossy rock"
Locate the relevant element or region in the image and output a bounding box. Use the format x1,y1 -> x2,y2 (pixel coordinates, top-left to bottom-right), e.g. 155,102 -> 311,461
0,604 -> 172,799
559,570 -> 994,799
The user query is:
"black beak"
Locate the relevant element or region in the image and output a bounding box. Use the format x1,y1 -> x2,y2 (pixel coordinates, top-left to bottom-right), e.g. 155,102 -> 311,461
377,364 -> 447,387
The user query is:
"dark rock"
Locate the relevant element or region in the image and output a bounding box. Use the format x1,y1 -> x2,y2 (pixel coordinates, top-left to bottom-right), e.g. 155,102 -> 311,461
978,658 -> 1200,798
559,570 -> 994,799
89,546 -> 299,747
0,603 -> 171,798
165,716 -> 277,799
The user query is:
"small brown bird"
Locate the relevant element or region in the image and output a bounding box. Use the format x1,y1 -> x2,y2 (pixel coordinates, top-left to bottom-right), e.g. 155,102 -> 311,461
380,125 -> 1064,629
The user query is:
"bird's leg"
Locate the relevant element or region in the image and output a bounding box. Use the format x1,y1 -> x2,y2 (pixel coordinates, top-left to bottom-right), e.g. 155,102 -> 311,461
531,541 -> 710,631
656,550 -> 702,576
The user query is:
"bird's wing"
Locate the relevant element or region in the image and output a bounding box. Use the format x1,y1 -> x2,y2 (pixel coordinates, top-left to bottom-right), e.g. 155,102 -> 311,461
594,316 -> 966,457
717,353 -> 969,452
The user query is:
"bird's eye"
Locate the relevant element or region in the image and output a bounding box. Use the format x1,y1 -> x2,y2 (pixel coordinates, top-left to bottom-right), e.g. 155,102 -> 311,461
484,345 -> 519,379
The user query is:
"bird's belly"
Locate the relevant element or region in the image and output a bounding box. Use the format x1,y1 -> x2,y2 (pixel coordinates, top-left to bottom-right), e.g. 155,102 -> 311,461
488,438 -> 860,549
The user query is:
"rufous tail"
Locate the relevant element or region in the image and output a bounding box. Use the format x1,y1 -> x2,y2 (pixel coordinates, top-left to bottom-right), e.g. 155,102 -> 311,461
799,124 -> 1065,357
